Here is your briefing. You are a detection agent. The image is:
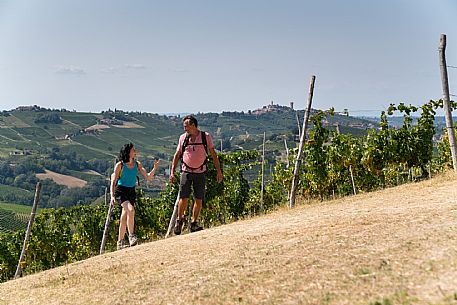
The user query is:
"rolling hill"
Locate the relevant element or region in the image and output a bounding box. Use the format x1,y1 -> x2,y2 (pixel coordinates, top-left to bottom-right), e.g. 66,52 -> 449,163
0,105 -> 377,161
1,172 -> 455,305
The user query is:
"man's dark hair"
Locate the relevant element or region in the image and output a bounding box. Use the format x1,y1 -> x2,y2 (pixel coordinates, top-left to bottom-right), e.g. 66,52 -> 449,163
182,115 -> 198,127
118,142 -> 134,163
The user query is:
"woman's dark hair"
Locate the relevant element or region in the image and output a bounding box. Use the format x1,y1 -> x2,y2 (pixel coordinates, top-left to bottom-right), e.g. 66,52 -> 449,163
182,115 -> 198,127
118,142 -> 134,163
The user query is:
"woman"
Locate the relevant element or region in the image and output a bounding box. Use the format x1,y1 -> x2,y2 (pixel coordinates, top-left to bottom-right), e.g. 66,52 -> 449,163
110,143 -> 160,250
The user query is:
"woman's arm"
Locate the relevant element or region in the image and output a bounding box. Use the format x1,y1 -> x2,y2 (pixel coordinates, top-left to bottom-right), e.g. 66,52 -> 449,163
110,162 -> 122,204
138,160 -> 161,181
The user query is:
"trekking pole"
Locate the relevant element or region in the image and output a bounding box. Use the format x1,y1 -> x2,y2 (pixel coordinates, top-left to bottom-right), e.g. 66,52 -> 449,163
100,202 -> 114,255
165,193 -> 180,238
15,182 -> 41,279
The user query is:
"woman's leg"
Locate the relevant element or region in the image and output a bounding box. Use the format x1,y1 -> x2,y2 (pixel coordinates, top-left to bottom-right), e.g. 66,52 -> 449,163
124,201 -> 135,235
118,204 -> 128,241
123,201 -> 138,246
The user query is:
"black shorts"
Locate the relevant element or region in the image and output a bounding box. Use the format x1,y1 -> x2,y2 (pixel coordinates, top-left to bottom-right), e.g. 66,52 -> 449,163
179,172 -> 206,200
114,185 -> 136,206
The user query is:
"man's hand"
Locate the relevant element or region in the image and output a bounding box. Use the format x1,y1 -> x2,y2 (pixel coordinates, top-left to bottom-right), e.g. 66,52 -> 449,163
216,169 -> 223,183
169,173 -> 177,184
110,196 -> 116,206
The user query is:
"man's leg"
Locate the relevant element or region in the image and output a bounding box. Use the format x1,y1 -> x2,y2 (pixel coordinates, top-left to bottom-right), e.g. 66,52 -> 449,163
175,173 -> 191,235
174,197 -> 188,235
190,173 -> 205,232
192,198 -> 202,223
178,197 -> 189,220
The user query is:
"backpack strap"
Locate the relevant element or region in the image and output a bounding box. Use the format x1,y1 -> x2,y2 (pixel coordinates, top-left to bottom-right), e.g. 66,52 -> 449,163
180,134 -> 191,166
180,131 -> 209,172
135,160 -> 140,187
201,130 -> 208,154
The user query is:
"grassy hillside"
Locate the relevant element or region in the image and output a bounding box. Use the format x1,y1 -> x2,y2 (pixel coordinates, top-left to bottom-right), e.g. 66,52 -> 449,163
1,173 -> 456,305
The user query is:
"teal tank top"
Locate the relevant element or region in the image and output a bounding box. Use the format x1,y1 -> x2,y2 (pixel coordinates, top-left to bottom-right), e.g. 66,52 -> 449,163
117,161 -> 138,187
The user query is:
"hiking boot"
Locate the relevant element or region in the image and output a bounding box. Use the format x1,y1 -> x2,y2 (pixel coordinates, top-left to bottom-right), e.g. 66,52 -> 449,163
190,221 -> 203,233
174,218 -> 184,235
128,234 -> 138,247
117,240 -> 128,250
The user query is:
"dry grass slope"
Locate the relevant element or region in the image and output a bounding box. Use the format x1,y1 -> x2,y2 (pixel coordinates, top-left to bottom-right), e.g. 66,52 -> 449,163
1,173 -> 457,305
36,169 -> 87,188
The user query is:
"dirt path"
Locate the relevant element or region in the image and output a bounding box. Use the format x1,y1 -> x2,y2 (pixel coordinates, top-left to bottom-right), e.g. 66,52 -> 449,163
1,173 -> 457,305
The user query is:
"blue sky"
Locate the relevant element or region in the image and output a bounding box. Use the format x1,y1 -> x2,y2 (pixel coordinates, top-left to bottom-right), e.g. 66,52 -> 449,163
0,0 -> 456,116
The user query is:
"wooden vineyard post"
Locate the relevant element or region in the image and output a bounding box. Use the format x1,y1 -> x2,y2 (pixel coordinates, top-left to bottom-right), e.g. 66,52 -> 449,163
349,165 -> 357,195
295,111 -> 302,139
290,76 -> 316,208
284,138 -> 290,167
439,33 -> 457,172
15,182 -> 41,279
260,131 -> 265,210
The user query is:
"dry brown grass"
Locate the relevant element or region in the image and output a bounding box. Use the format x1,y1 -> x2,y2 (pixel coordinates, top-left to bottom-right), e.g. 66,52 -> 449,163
2,173 -> 457,305
36,169 -> 87,188
85,124 -> 111,131
112,122 -> 144,129
82,169 -> 102,176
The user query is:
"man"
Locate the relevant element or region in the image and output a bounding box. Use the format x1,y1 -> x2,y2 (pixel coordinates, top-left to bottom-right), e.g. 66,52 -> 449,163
169,115 -> 223,234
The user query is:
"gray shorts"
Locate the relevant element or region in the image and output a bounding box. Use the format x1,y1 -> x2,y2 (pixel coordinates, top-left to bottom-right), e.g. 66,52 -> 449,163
179,172 -> 206,200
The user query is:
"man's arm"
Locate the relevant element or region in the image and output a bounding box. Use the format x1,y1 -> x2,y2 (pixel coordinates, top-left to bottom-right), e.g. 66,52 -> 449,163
209,147 -> 223,183
169,150 -> 181,183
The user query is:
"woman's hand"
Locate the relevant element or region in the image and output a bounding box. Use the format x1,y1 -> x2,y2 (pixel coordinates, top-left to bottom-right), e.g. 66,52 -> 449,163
146,159 -> 161,181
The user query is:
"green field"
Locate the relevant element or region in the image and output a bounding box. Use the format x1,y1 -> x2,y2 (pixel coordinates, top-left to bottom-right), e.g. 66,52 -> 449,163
0,202 -> 40,234
0,202 -> 37,214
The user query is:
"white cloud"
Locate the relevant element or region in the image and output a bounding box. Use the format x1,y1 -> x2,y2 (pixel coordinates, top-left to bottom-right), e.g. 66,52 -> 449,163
100,64 -> 147,74
100,67 -> 120,74
55,66 -> 86,76
124,64 -> 147,70
170,68 -> 190,73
